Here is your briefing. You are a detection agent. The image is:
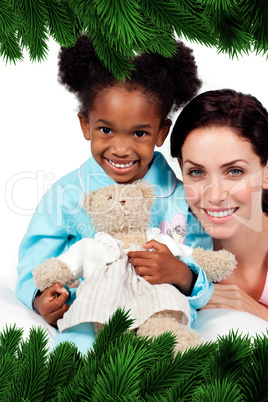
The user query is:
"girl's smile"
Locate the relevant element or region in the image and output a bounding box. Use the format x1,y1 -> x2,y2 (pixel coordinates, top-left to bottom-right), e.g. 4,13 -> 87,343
78,86 -> 170,184
181,126 -> 268,239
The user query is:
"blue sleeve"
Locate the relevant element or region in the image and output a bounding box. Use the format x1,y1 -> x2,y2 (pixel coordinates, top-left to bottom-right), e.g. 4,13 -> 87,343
15,184 -> 81,310
182,256 -> 214,325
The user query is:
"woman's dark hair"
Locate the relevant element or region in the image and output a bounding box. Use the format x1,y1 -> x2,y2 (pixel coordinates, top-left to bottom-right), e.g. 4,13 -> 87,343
58,35 -> 202,122
171,88 -> 268,213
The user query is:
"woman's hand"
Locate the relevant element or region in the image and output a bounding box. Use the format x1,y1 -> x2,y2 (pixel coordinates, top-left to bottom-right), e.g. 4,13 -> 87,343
33,282 -> 70,326
128,239 -> 195,295
201,283 -> 268,321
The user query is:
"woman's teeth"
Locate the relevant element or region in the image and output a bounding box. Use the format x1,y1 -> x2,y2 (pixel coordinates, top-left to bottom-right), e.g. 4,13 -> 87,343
206,208 -> 237,218
108,160 -> 134,168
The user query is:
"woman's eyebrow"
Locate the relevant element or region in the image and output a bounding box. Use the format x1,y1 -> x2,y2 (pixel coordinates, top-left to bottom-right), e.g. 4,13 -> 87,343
220,159 -> 249,168
184,159 -> 249,168
183,159 -> 204,168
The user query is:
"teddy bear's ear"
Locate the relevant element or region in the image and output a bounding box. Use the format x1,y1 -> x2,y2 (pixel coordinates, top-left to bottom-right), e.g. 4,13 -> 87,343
82,192 -> 95,215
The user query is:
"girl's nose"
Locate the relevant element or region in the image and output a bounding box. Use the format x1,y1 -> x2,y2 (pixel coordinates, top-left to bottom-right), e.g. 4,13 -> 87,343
111,135 -> 131,157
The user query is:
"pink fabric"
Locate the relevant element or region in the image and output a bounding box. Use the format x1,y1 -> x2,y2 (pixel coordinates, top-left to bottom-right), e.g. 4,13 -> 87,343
259,269 -> 268,308
259,214 -> 268,307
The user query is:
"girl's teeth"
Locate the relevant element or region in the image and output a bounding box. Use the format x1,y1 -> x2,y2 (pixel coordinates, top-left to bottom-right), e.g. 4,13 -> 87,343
206,208 -> 236,218
109,160 -> 134,168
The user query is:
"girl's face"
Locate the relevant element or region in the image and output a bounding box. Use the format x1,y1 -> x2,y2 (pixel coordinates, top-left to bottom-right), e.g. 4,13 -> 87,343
180,126 -> 268,239
79,86 -> 170,184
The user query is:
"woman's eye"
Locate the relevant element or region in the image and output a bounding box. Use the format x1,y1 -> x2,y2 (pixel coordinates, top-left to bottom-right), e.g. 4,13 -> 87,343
229,168 -> 243,176
134,131 -> 147,138
100,127 -> 112,134
188,170 -> 203,177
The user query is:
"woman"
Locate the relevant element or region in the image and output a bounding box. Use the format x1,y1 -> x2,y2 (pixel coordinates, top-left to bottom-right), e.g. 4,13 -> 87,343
171,89 -> 268,322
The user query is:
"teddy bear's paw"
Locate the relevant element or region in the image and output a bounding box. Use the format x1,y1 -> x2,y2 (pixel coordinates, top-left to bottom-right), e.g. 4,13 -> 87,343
32,258 -> 74,291
93,322 -> 104,336
192,247 -> 237,283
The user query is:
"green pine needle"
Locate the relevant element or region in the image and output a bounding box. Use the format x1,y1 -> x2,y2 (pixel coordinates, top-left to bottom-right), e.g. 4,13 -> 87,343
193,378 -> 243,401
1,313 -> 268,400
15,326 -> 49,401
45,0 -> 77,47
207,330 -> 252,385
242,331 -> 268,401
1,0 -> 268,77
42,341 -> 82,401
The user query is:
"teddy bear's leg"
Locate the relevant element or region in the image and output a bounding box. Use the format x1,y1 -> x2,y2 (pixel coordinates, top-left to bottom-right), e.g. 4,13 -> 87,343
136,311 -> 202,354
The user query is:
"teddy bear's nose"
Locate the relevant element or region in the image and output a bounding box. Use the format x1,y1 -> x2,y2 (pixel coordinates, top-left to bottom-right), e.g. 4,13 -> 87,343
120,200 -> 125,205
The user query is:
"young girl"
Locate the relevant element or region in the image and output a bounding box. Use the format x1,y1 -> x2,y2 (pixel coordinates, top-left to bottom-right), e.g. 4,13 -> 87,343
171,88 -> 268,321
16,35 -> 213,351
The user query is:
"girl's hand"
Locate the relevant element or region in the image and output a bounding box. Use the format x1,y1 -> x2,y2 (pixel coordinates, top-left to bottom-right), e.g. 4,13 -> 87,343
33,282 -> 70,326
128,239 -> 194,295
201,283 -> 268,321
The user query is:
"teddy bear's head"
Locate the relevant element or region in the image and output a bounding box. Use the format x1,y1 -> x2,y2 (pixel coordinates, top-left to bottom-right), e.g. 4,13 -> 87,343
82,181 -> 155,240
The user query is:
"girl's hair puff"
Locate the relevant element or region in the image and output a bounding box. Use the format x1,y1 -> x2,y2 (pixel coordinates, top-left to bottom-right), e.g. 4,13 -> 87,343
58,35 -> 202,122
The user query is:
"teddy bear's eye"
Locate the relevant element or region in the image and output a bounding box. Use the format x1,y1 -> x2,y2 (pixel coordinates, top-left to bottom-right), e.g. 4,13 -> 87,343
108,196 -> 113,201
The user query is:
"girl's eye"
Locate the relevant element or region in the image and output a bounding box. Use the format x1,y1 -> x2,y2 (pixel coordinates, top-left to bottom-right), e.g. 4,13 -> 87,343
188,169 -> 203,177
134,131 -> 147,138
100,127 -> 112,134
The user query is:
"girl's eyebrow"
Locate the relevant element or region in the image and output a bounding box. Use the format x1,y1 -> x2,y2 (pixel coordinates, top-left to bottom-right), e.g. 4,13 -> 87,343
96,119 -> 112,125
184,159 -> 249,168
96,119 -> 152,129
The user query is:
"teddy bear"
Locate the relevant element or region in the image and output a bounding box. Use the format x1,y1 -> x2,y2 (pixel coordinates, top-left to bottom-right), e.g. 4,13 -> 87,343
33,180 -> 237,352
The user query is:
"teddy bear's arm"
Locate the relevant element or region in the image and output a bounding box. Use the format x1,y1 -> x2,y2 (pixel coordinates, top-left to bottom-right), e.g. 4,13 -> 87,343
192,247 -> 237,283
33,238 -> 92,291
146,229 -> 237,282
33,236 -> 121,291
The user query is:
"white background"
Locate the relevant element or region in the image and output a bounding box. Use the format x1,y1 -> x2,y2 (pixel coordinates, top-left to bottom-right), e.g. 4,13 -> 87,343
1,38 -> 267,290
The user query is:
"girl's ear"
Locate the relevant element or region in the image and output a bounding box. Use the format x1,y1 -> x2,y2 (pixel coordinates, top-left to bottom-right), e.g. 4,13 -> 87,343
78,112 -> 91,141
155,119 -> 172,147
262,161 -> 268,189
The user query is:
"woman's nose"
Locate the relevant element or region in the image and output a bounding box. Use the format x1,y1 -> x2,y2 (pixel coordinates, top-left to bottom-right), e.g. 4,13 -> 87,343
205,180 -> 229,204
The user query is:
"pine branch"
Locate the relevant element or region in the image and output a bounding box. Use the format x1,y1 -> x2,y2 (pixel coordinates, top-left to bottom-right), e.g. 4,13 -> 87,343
10,327 -> 50,402
206,330 -> 252,385
1,317 -> 268,399
141,340 -> 216,397
16,0 -> 49,61
0,0 -> 16,35
141,0 -> 216,47
203,0 -> 252,58
242,331 -> 268,401
91,307 -> 135,356
192,378 -> 243,401
1,0 -> 268,78
45,0 -> 77,47
241,0 -> 268,55
0,31 -> 24,63
41,342 -> 82,402
0,325 -> 24,401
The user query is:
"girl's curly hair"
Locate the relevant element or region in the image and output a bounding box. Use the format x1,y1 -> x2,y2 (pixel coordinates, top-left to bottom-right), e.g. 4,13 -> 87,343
58,35 -> 202,122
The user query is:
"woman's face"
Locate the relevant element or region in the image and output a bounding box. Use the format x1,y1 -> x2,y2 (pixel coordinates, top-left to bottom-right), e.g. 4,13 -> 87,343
180,126 -> 268,239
